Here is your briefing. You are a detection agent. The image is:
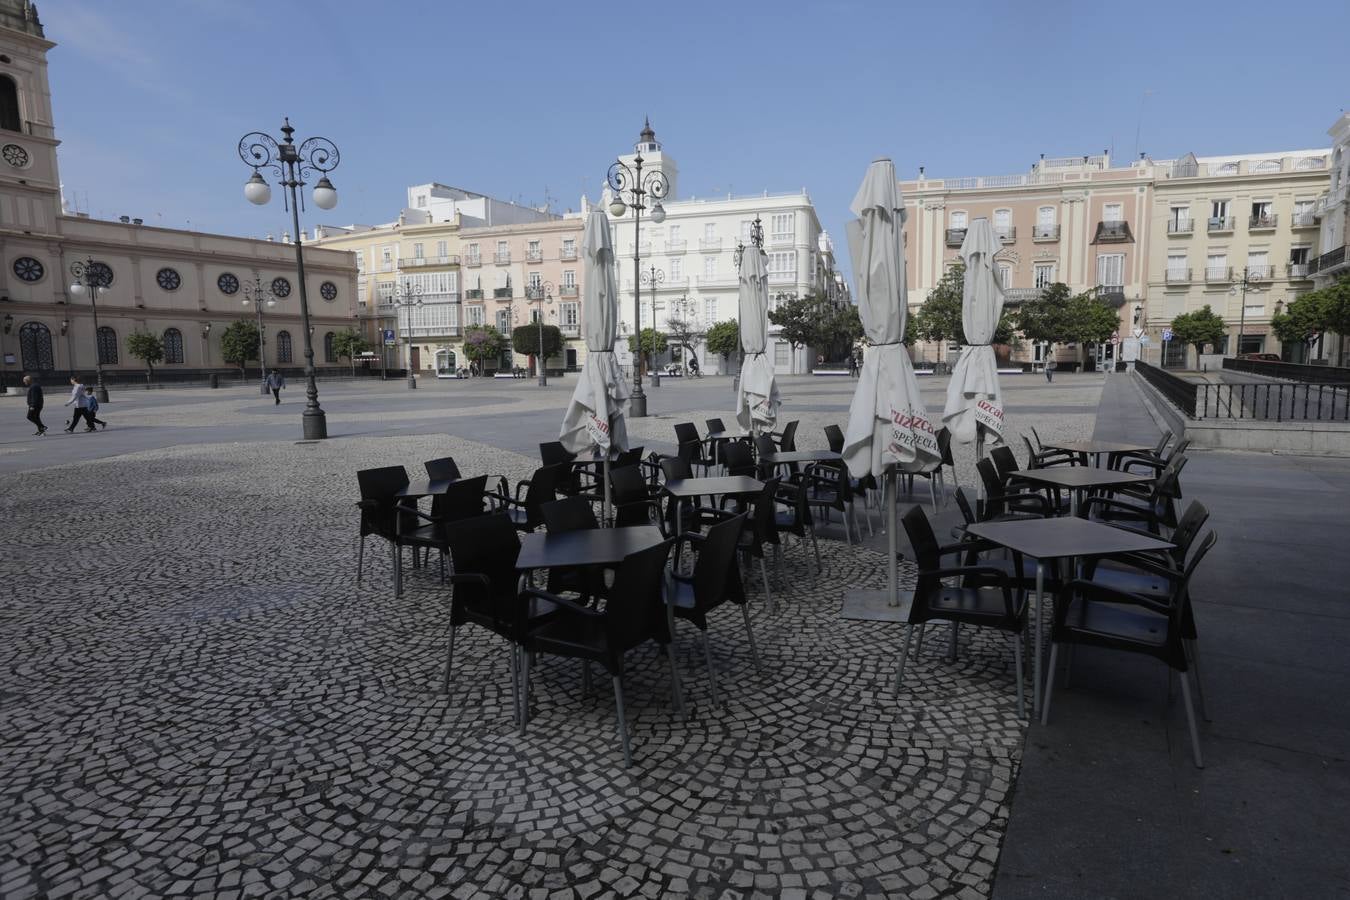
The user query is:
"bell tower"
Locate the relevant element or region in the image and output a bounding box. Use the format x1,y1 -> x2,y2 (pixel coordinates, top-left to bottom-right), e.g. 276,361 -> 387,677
615,117 -> 679,201
0,0 -> 61,235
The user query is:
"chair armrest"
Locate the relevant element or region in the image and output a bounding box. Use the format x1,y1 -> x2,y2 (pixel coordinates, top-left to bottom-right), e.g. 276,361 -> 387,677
1081,496 -> 1154,518
522,586 -> 600,617
448,573 -> 490,587
991,491 -> 1053,515
938,537 -> 999,556
1059,578 -> 1170,616
1121,458 -> 1165,475
1094,551 -> 1180,580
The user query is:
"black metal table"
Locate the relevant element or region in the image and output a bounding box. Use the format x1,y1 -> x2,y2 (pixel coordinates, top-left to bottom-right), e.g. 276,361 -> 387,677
1012,467 -> 1152,516
516,525 -> 666,570
663,476 -> 763,534
965,517 -> 1174,714
395,478 -> 456,499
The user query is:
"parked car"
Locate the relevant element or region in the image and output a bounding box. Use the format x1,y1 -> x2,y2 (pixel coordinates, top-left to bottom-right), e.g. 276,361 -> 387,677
1238,353 -> 1282,362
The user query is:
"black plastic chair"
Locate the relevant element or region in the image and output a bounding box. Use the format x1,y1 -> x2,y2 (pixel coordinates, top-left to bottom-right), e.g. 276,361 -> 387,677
674,422 -> 716,474
721,441 -> 757,478
1020,434 -> 1079,471
489,465 -> 559,532
670,514 -> 760,706
1107,429 -> 1174,471
905,426 -> 953,509
610,464 -> 662,528
424,456 -> 462,481
898,505 -> 1027,718
1082,455 -> 1187,533
356,465 -> 413,590
1042,531 -> 1218,767
541,441 -> 600,500
520,540 -> 684,767
441,514 -> 553,723
802,461 -> 860,545
975,458 -> 1053,521
771,477 -> 821,576
541,495 -> 599,532
824,424 -> 845,453
770,419 -> 799,451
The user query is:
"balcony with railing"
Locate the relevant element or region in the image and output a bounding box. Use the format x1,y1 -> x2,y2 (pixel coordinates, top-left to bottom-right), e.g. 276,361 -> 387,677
465,253 -> 482,267
696,274 -> 736,287
1003,287 -> 1045,303
699,237 -> 723,251
492,287 -> 513,298
1207,216 -> 1234,233
1166,219 -> 1194,235
1205,266 -> 1233,283
526,249 -> 543,263
945,228 -> 967,247
494,251 -> 512,264
560,284 -> 579,298
1165,268 -> 1192,284
628,241 -> 652,256
560,322 -> 581,337
1291,211 -> 1318,228
559,246 -> 578,261
1032,224 -> 1060,241
995,226 -> 1016,242
400,254 -> 461,268
1246,265 -> 1273,282
1249,213 -> 1278,231
665,239 -> 687,253
1307,245 -> 1346,277
1287,262 -> 1311,280
465,288 -> 484,300
1093,221 -> 1133,243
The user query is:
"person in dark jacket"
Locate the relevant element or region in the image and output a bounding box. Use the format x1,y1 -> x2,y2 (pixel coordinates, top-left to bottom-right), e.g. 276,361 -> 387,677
23,375 -> 47,435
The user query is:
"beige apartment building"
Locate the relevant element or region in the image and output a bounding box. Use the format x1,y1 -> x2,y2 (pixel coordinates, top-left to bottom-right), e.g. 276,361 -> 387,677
0,3 -> 357,386
902,154 -> 1153,370
1310,113 -> 1350,366
1147,150 -> 1329,365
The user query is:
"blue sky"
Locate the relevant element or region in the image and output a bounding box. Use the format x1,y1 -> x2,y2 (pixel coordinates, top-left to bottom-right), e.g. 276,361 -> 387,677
44,0 -> 1350,284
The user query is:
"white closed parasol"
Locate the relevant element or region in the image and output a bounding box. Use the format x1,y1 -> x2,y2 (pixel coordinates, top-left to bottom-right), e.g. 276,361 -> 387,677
735,244 -> 780,434
943,218 -> 1006,462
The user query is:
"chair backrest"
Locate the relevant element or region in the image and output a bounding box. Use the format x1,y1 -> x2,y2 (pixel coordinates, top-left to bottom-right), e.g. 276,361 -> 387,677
614,446 -> 644,469
539,441 -> 575,467
435,474 -> 488,524
660,456 -> 693,482
609,464 -> 649,506
705,418 -> 726,435
900,504 -> 942,581
1167,531 -> 1217,631
780,420 -> 799,451
937,426 -> 954,467
1020,435 -> 1042,470
523,465 -> 559,529
722,441 -> 756,477
753,433 -> 777,458
824,424 -> 845,453
424,456 -> 461,481
444,512 -> 522,622
776,477 -> 812,532
1030,425 -> 1046,451
953,487 -> 976,527
692,514 -> 746,612
605,539 -> 675,652
673,422 -> 700,445
750,477 -> 781,546
357,465 -> 410,502
357,465 -> 412,538
990,445 -> 1019,482
975,458 -> 1003,500
541,496 -> 599,532
1167,500 -> 1209,566
1154,429 -> 1174,457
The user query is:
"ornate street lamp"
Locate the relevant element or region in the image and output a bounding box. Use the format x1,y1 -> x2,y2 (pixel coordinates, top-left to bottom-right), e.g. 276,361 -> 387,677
1231,266 -> 1267,355
527,280 -> 555,386
241,275 -> 277,394
68,258 -> 112,403
239,118 -> 340,439
391,280 -> 424,389
606,119 -> 669,418
640,265 -> 665,386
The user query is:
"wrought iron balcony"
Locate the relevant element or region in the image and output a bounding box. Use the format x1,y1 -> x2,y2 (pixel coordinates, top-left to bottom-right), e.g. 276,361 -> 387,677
1308,245 -> 1346,276
1248,214 -> 1278,230
995,226 -> 1016,242
1093,221 -> 1133,243
1166,219 -> 1194,234
1205,266 -> 1233,283
494,251 -> 511,264
1291,212 -> 1318,228
1207,216 -> 1234,233
1246,265 -> 1273,281
1003,287 -> 1044,303
1165,268 -> 1192,284
665,239 -> 687,253
492,287 -> 512,298
945,228 -> 966,247
401,254 -> 460,268
465,289 -> 484,300
559,246 -> 578,261
699,237 -> 723,251
1287,262 -> 1311,280
465,254 -> 482,267
526,249 -> 543,263
1032,224 -> 1060,241
560,284 -> 579,298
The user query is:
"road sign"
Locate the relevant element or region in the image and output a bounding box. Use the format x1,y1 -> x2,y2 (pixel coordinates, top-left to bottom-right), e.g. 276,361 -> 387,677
382,328 -> 396,346
1162,329 -> 1173,342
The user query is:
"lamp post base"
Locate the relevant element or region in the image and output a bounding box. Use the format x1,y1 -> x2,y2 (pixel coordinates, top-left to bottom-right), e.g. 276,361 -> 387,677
538,374 -> 547,387
95,386 -> 110,404
302,408 -> 328,440
629,393 -> 647,418
650,372 -> 661,388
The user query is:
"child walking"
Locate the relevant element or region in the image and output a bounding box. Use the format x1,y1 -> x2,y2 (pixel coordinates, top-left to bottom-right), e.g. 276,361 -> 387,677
83,386 -> 107,431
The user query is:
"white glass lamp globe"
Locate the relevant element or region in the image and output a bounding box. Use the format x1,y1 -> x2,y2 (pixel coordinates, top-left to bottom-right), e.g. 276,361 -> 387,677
69,281 -> 85,296
649,202 -> 666,224
312,176 -> 338,210
609,197 -> 627,217
245,172 -> 272,206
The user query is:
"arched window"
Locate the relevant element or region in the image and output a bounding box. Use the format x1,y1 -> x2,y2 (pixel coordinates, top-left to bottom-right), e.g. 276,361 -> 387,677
97,326 -> 118,365
18,321 -> 53,371
163,327 -> 184,364
323,331 -> 336,363
0,75 -> 19,133
277,330 -> 293,363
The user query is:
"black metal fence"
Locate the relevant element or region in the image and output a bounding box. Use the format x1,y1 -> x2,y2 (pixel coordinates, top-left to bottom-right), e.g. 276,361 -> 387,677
1135,360 -> 1197,416
1223,357 -> 1350,385
1197,382 -> 1350,421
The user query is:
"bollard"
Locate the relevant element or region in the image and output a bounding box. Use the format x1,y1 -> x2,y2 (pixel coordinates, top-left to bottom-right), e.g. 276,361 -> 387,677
210,373 -> 219,389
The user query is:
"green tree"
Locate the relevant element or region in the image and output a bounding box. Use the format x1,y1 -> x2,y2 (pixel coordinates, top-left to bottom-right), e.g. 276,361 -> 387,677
331,328 -> 369,375
817,302 -> 864,364
1320,276 -> 1350,338
626,328 -> 668,373
1271,291 -> 1326,357
704,319 -> 740,372
125,331 -> 164,379
665,312 -> 701,371
1015,282 -> 1074,346
1170,305 -> 1228,367
511,322 -> 564,369
462,326 -> 507,369
766,292 -> 819,373
1066,290 -> 1121,346
220,320 -> 261,380
914,261 -> 965,347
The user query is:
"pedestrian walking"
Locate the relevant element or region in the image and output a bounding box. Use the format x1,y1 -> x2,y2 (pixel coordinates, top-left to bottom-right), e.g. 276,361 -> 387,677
82,386 -> 107,430
265,369 -> 285,405
1045,357 -> 1057,383
62,375 -> 87,432
23,375 -> 47,435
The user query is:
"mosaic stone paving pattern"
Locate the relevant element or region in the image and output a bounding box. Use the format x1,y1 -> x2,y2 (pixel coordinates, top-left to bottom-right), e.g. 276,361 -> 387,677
1,436 -> 1025,899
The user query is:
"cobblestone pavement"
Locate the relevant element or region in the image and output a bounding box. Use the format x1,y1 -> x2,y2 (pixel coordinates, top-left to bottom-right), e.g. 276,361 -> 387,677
1,377 -> 1104,899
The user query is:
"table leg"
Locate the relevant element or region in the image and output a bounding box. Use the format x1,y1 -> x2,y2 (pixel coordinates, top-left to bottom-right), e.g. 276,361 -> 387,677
1033,562 -> 1044,715
1070,488 -> 1080,518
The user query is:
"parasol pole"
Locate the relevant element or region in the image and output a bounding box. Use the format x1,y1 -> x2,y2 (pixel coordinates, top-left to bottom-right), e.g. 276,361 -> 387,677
887,468 -> 899,607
